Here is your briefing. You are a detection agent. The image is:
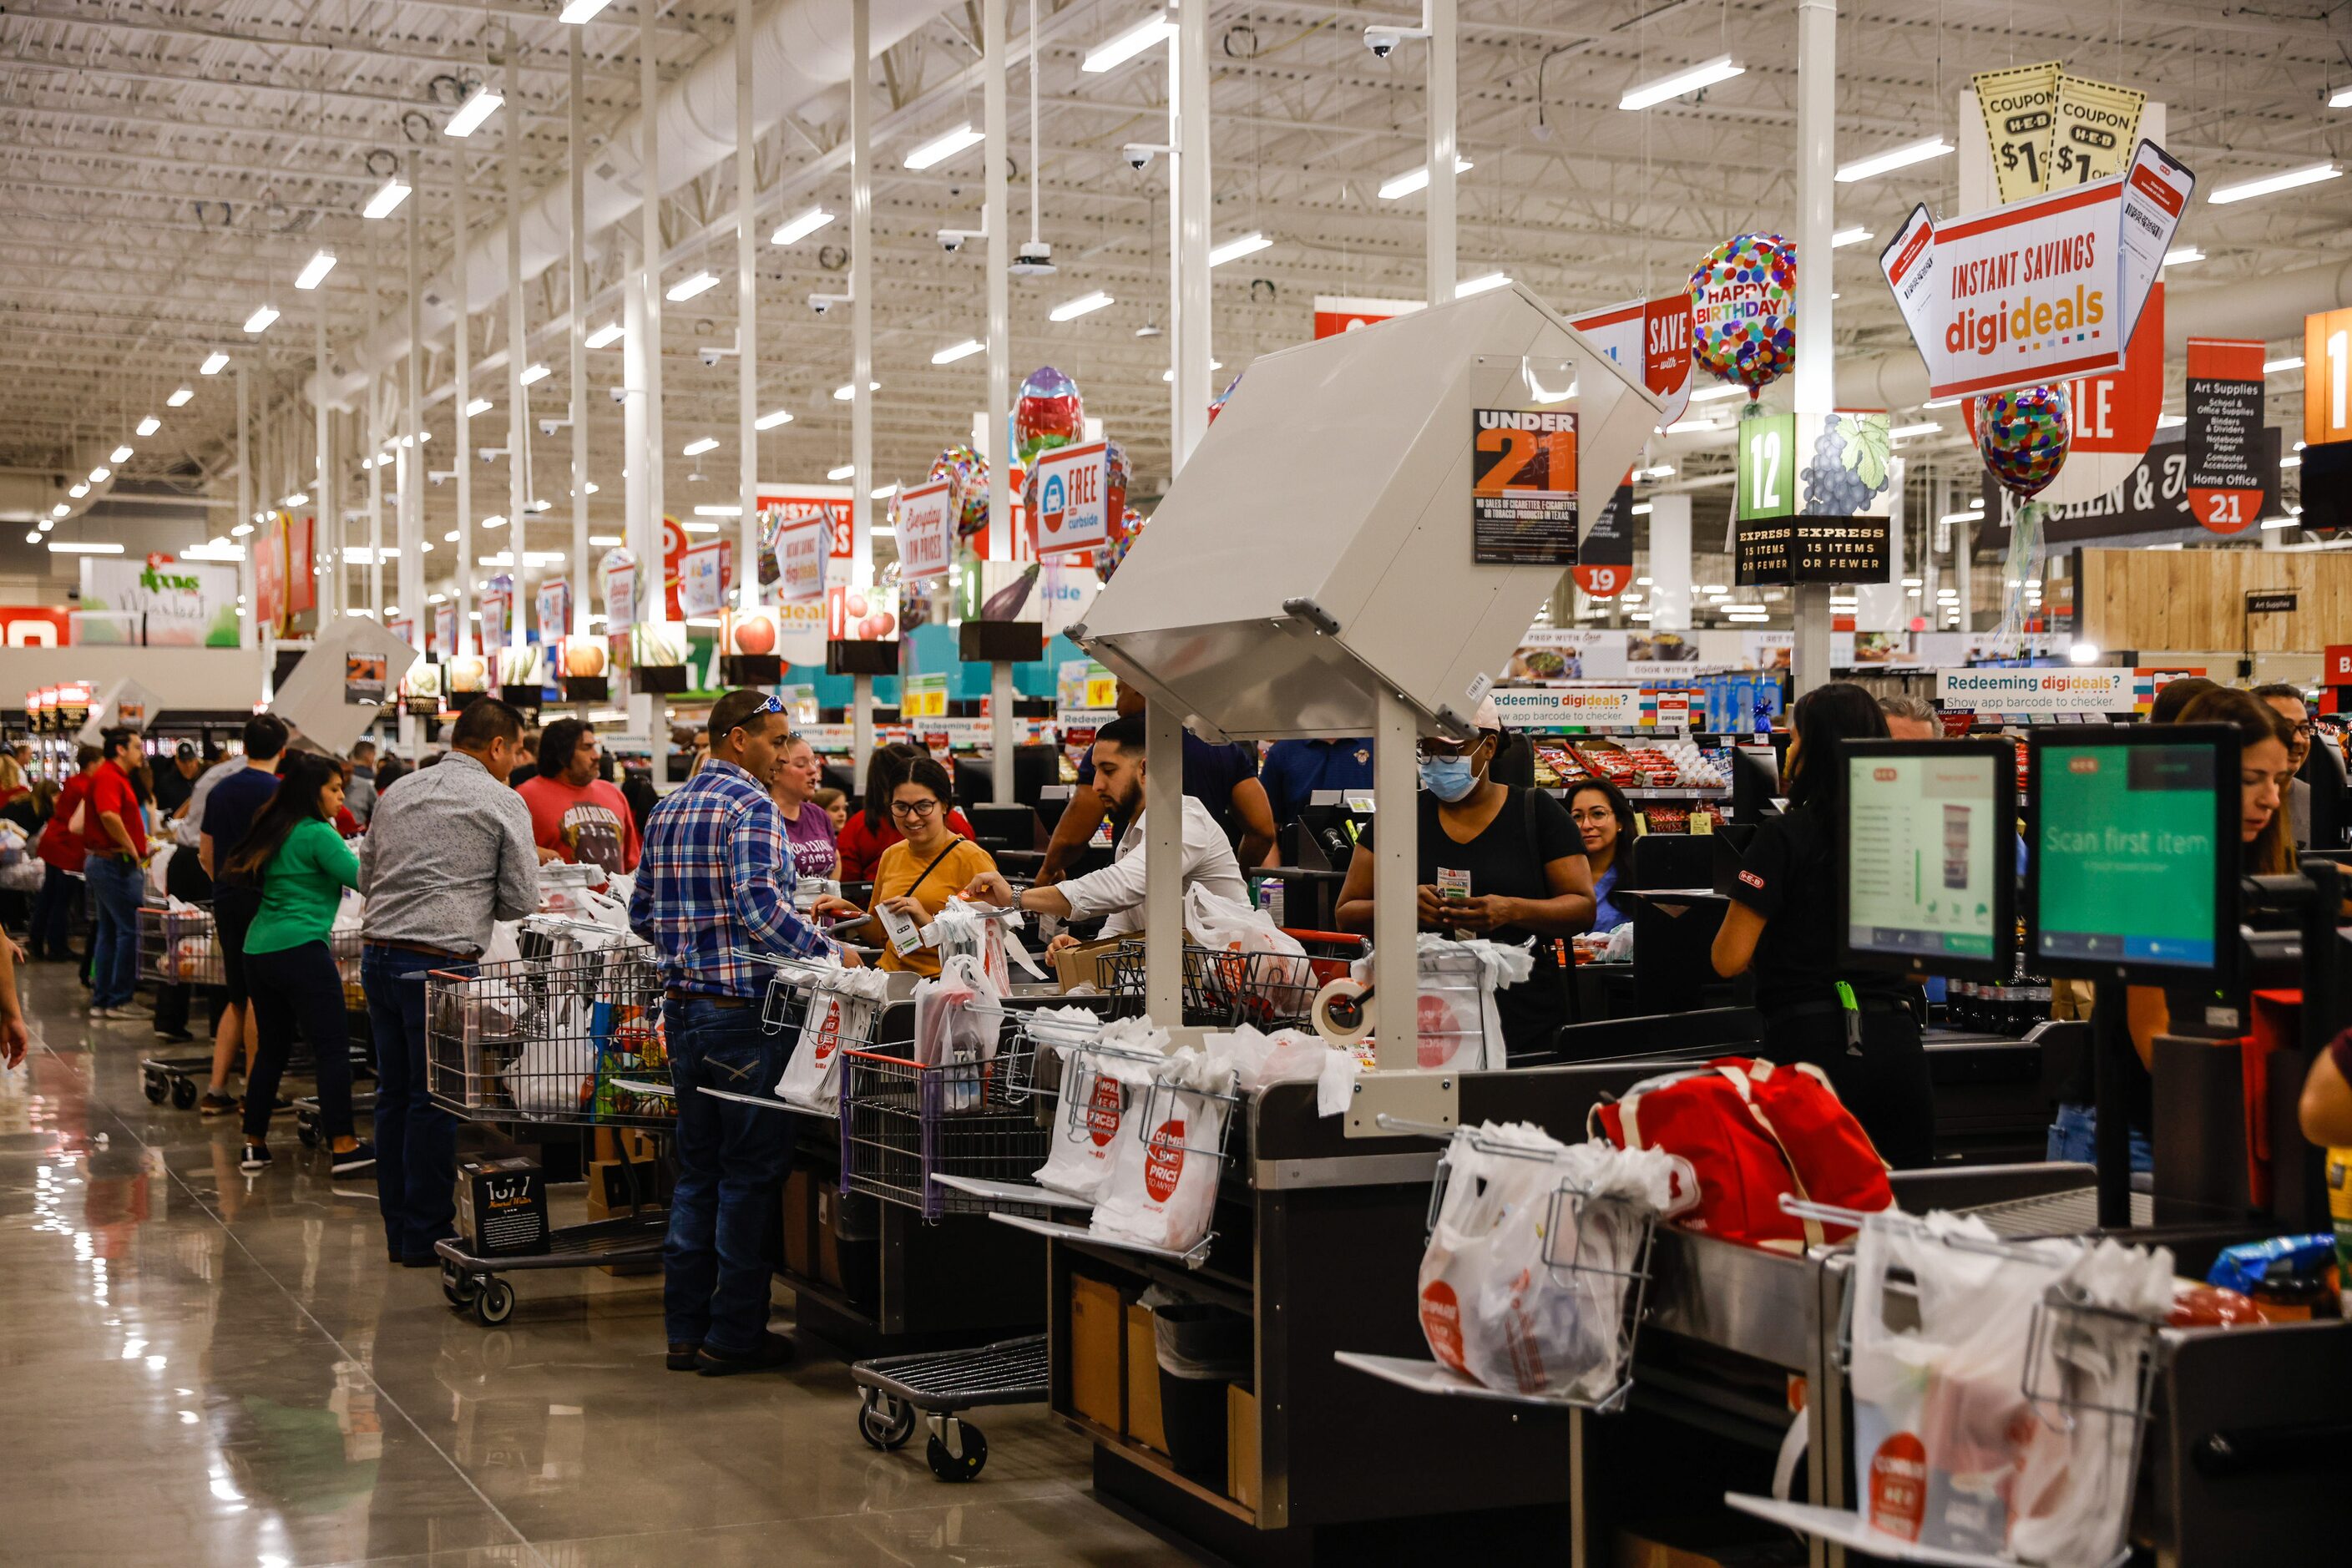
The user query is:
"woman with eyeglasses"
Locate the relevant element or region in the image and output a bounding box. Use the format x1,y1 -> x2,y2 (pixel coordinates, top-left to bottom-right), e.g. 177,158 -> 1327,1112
1332,726 -> 1596,1059
837,741 -> 979,883
766,730 -> 838,883
814,754 -> 996,976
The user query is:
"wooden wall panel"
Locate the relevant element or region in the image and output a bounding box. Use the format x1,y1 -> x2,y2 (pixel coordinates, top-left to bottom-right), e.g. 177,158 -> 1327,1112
2076,548 -> 2347,655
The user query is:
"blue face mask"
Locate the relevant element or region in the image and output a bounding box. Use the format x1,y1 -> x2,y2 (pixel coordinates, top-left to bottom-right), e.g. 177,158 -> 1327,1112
1419,756 -> 1478,802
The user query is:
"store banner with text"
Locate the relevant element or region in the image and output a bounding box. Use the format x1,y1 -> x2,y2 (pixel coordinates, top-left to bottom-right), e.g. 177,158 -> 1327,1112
2307,307 -> 2352,450
534,578 -> 569,641
599,550 -> 637,633
1937,667 -> 2138,714
1480,686 -> 1648,731
1880,139 -> 2192,401
480,575 -> 513,646
78,557 -> 240,647
1313,295 -> 1424,338
1566,294 -> 1694,431
756,487 -> 853,602
678,543 -> 726,618
1982,428 -> 2279,542
254,514 -> 288,635
896,479 -> 955,581
2185,338 -> 2269,534
1471,408 -> 1577,564
1032,440 -> 1112,557
0,606 -> 69,647
1574,484 -> 1636,598
432,602 -> 458,659
776,517 -> 830,603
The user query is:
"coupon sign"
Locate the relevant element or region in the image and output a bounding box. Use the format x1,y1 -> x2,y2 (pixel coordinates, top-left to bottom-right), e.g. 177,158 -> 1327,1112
1032,439 -> 1111,557
895,479 -> 955,580
776,518 -> 830,603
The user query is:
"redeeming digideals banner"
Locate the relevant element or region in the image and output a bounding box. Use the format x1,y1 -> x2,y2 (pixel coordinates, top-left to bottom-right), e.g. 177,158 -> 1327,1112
1936,667 -> 2136,714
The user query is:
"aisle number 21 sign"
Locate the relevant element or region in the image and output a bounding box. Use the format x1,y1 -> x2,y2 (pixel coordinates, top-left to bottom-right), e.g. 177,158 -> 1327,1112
2308,307 -> 2352,449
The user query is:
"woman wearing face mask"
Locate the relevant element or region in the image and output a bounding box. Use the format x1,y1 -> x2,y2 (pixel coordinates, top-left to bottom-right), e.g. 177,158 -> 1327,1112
1333,726 -> 1596,1058
1711,681 -> 1935,1168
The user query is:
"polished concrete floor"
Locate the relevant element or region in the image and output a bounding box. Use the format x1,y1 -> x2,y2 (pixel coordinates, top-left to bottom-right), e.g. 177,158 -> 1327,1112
0,960 -> 1178,1567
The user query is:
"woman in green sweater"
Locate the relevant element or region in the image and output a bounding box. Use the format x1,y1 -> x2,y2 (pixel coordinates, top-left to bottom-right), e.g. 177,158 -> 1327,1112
224,751 -> 372,1177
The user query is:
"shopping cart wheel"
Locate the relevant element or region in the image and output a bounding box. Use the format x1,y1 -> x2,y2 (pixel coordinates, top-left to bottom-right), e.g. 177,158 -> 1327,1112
441,1262 -> 479,1308
473,1278 -> 514,1327
925,1418 -> 987,1482
169,1076 -> 198,1111
857,1388 -> 916,1451
142,1070 -> 167,1105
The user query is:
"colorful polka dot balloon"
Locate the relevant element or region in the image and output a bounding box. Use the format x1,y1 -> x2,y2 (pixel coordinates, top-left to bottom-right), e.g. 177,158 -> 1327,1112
1013,366 -> 1084,467
1098,509 -> 1145,584
1973,384 -> 2071,498
928,443 -> 990,539
1207,371 -> 1242,424
1687,234 -> 1797,394
1104,439 -> 1130,522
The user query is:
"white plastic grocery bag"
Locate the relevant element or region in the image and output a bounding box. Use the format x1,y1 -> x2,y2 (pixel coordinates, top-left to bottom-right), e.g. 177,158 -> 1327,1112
1416,1122 -> 1566,1378
1090,1044 -> 1233,1255
1353,935 -> 1535,1072
911,953 -> 1004,1111
775,964 -> 890,1114
1185,883 -> 1314,1020
1033,1011 -> 1161,1202
928,898 -> 1044,994
508,991 -> 596,1114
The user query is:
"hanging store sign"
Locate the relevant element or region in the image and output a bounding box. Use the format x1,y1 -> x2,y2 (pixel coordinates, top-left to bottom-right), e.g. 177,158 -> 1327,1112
776,517 -> 830,604
1567,293 -> 1695,431
344,654 -> 387,706
677,543 -> 726,618
1471,407 -> 1578,564
1981,428 -> 2280,542
1313,295 -> 1425,337
534,578 -> 569,640
479,575 -> 513,647
78,557 -> 240,647
1032,440 -> 1112,557
1573,483 -> 1636,598
2185,337 -> 2269,534
1735,515 -> 1893,586
2305,307 -> 2352,449
2246,589 -> 2298,616
1733,412 -> 1895,584
1971,60 -> 2063,203
895,479 -> 956,581
599,550 -> 637,633
2052,73 -> 2147,187
432,602 -> 458,659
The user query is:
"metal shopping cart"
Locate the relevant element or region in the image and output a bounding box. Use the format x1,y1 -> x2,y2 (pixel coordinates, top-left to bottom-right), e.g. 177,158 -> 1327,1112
425,934 -> 672,1326
137,905 -> 375,1117
1100,938 -> 1344,1029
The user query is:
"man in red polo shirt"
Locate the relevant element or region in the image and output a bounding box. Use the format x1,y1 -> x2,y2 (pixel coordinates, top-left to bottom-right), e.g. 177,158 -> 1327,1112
83,729 -> 149,1019
30,743 -> 99,963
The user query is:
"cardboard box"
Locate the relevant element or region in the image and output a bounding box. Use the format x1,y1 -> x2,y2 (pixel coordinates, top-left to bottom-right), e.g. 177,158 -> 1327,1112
815,1181 -> 844,1290
1124,1302 -> 1167,1454
1053,933 -> 1129,994
1070,1274 -> 1125,1432
584,1156 -> 670,1221
1226,1383 -> 1259,1513
780,1167 -> 816,1282
453,1156 -> 549,1257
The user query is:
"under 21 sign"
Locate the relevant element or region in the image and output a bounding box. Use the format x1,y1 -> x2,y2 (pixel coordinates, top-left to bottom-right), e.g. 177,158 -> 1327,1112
1033,440 -> 1111,557
1471,408 -> 1578,566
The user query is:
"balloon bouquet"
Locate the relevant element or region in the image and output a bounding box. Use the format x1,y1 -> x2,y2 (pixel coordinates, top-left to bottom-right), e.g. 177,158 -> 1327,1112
1973,384 -> 2071,645
1686,234 -> 1797,412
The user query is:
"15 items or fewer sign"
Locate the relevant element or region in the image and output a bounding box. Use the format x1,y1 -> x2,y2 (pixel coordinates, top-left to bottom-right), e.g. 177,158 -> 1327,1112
2185,338 -> 2269,534
1470,408 -> 1577,565
1031,439 -> 1112,556
895,479 -> 955,580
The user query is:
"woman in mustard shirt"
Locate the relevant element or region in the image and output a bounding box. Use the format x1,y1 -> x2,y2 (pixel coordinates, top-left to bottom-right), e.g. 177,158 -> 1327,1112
815,756 -> 996,978
225,751 -> 369,1177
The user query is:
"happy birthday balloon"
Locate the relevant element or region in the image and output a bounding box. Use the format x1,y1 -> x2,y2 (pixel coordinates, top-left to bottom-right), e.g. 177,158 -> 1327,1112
1013,366 -> 1084,467
928,444 -> 990,539
1687,234 -> 1797,394
1973,384 -> 2071,498
1207,371 -> 1243,424
1098,510 -> 1144,584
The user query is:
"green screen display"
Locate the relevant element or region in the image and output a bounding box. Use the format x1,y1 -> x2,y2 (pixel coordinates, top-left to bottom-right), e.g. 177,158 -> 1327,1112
1847,753 -> 2000,960
2036,742 -> 2218,968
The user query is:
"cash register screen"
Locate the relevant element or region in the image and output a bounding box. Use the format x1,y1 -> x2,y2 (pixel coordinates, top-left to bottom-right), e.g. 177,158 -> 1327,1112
2035,737 -> 2223,970
1843,746 -> 2006,969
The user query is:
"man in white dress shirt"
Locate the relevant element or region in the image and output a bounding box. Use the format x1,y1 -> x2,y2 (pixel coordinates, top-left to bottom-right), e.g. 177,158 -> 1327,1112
964,714 -> 1248,941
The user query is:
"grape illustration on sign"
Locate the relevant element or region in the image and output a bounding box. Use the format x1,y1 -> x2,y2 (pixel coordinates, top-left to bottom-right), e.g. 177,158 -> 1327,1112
1799,413 -> 1895,516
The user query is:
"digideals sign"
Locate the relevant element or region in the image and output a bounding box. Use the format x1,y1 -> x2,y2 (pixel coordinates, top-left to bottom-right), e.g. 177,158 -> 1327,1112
1567,293 -> 1694,430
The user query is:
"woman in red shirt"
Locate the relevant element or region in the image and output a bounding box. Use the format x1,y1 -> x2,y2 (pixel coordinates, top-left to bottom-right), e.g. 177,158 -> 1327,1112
31,744 -> 99,961
837,742 -> 975,883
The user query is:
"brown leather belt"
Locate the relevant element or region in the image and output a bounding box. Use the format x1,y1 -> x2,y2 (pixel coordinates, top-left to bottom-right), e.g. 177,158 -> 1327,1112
665,989 -> 754,1009
365,938 -> 472,961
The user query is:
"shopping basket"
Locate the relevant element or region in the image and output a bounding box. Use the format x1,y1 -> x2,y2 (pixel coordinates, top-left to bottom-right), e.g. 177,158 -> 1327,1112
838,1018 -> 1056,1222
1100,939 -> 1328,1029
138,900 -> 222,991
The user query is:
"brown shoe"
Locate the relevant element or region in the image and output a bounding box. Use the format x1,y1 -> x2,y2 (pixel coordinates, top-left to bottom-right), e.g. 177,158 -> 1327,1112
695,1332 -> 796,1377
666,1340 -> 704,1372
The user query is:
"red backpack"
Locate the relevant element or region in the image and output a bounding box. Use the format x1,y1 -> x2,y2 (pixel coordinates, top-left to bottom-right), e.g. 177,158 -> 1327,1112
1589,1057 -> 1894,1252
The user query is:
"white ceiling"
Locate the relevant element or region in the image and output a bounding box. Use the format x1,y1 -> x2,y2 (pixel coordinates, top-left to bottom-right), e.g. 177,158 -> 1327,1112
2,0 -> 2347,598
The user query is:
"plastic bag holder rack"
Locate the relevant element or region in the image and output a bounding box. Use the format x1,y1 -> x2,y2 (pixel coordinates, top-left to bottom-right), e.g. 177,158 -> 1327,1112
1333,1115 -> 1662,1414
932,1009 -> 1116,1211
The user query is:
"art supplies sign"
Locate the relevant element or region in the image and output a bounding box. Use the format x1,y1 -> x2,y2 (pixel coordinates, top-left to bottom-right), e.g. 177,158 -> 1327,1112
896,479 -> 955,581
2186,338 -> 2269,534
1980,429 -> 2279,542
1470,408 -> 1577,564
1879,139 -> 2193,401
1032,440 -> 1112,557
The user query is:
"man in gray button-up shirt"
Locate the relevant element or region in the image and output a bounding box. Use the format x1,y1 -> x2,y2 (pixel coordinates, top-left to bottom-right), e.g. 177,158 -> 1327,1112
357,699 -> 547,1266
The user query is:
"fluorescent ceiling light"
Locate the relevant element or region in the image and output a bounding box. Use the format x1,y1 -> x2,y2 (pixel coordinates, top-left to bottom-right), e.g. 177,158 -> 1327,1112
200,352 -> 230,375
135,415 -> 161,437
363,179 -> 410,220
2155,412 -> 2186,429
1689,384 -> 1745,403
2162,245 -> 2204,266
2331,85 -> 2352,109
243,305 -> 280,334
2261,515 -> 2298,529
558,0 -> 614,21
682,521 -> 720,534
692,505 -> 742,518
1161,359 -> 1226,382
1050,290 -> 1115,321
230,522 -> 252,536
49,541 -> 123,554
904,124 -> 984,170
755,407 -> 794,430
833,380 -> 880,401
1456,271 -> 1512,297
1662,417 -> 1721,435
1083,13 -> 1176,73
1889,422 -> 1942,438
109,444 -> 133,463
590,534 -> 623,547
1619,54 -> 1745,111
827,463 -> 856,480
167,388 -> 194,407
2282,453 -> 2304,469
771,207 -> 835,245
282,491 -> 308,506
1830,226 -> 1874,249
1631,502 -> 1654,516
444,88 -> 503,139
872,483 -> 898,499
666,271 -> 719,302
181,544 -> 245,562
1836,137 -> 1952,183
1940,509 -> 1984,525
520,362 -> 551,385
1923,396 -> 1961,409
50,503 -> 68,518
1209,231 -> 1273,266
681,436 -> 720,456
482,513 -> 507,529
2265,355 -> 2304,374
931,338 -> 985,365
464,397 -> 493,417
1633,463 -> 1675,480
2208,163 -> 2341,205
584,321 -> 625,348
20,532 -> 35,544
68,483 -> 88,498
89,466 -> 111,483
1378,157 -> 1474,200
295,250 -> 337,291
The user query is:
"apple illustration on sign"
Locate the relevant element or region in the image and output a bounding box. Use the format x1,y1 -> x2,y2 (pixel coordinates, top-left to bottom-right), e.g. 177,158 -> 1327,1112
733,615 -> 776,656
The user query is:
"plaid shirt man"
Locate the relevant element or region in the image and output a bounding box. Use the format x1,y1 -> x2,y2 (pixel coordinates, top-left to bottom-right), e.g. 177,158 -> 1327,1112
630,757 -> 835,998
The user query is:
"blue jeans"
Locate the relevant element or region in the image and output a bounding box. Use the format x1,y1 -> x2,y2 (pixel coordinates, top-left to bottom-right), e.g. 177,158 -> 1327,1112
663,998 -> 794,1355
84,856 -> 144,1008
364,946 -> 467,1260
29,862 -> 79,958
2047,1103 -> 2153,1174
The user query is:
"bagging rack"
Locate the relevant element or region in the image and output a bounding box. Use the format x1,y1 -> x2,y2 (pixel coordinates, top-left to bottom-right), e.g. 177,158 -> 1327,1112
1333,1115 -> 1665,1415
926,1003 -> 1108,1214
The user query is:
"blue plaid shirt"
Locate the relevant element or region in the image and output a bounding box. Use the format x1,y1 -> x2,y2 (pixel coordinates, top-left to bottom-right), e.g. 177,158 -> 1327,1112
629,758 -> 835,998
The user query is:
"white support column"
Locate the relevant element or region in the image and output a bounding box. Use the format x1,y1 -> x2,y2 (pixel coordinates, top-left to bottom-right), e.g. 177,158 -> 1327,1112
1144,700 -> 1185,1022
1956,516 -> 1975,635
402,153 -> 426,660
314,304 -> 332,624
506,47 -> 529,657
984,0 -> 1015,803
1427,0 -> 1456,306
1169,0 -> 1211,472
454,145 -> 474,655
1373,687 -> 1419,1070
736,0 -> 761,630
851,0 -> 878,764
236,365 -> 255,648
640,0 -> 666,649
574,30 -> 594,646
1648,495 -> 1693,631
367,374 -> 384,620
1791,0 -> 1838,695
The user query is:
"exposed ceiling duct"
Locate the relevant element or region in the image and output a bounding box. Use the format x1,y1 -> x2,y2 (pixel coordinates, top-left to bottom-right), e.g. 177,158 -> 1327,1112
309,0 -> 953,407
